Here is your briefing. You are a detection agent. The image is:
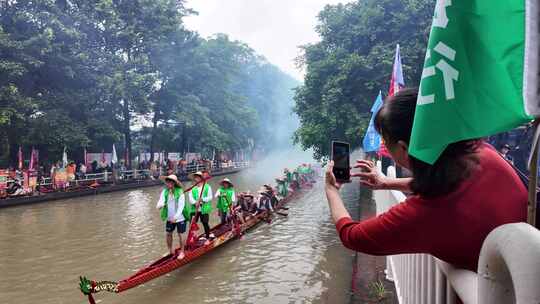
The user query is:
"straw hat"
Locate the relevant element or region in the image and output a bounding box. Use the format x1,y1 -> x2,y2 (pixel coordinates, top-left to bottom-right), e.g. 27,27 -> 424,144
241,191 -> 254,198
160,174 -> 183,188
220,178 -> 234,187
258,186 -> 270,194
189,171 -> 204,180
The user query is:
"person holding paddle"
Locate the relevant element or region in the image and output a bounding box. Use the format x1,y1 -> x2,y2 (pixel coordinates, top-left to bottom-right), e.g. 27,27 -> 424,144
188,171 -> 213,245
156,174 -> 187,260
215,178 -> 237,225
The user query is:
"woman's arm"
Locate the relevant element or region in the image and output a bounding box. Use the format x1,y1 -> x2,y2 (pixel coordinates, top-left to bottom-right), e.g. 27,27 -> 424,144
325,161 -> 420,256
325,161 -> 352,223
381,177 -> 413,192
352,159 -> 412,192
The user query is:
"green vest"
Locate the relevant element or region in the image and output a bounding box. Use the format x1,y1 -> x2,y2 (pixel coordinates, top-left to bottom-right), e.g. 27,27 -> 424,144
276,180 -> 288,197
191,184 -> 212,215
286,172 -> 292,183
216,187 -> 234,213
160,187 -> 189,221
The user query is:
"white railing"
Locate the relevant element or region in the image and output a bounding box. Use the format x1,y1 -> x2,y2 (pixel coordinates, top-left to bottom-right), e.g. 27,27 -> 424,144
374,163 -> 540,304
181,160 -> 250,173
4,162 -> 251,194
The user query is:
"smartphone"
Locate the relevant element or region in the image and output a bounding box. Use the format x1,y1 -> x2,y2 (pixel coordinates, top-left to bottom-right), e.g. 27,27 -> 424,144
331,141 -> 350,183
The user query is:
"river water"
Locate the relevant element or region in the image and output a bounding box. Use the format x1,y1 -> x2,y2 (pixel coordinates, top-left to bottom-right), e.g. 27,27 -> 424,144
0,151 -> 361,304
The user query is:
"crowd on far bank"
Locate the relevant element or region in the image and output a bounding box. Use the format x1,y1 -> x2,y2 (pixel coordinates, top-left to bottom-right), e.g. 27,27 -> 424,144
0,154 -> 246,200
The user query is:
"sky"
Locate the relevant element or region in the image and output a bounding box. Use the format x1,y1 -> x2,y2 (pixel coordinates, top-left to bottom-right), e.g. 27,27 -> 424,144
184,0 -> 352,81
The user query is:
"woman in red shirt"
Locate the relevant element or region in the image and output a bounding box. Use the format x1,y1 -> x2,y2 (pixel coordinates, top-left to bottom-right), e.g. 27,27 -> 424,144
325,88 -> 527,272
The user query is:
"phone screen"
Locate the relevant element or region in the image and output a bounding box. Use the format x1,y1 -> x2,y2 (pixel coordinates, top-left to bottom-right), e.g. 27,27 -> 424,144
332,141 -> 350,182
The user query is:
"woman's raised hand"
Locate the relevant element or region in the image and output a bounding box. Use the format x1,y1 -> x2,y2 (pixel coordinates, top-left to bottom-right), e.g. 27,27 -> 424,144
325,161 -> 342,190
351,159 -> 387,190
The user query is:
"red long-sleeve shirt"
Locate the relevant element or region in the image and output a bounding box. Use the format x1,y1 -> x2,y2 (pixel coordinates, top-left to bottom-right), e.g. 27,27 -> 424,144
336,144 -> 527,271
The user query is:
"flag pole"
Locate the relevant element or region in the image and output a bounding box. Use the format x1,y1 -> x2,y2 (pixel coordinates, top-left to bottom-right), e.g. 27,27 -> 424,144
527,119 -> 540,226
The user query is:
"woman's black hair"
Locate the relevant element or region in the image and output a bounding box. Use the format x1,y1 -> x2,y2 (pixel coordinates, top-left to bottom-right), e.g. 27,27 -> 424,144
374,88 -> 479,198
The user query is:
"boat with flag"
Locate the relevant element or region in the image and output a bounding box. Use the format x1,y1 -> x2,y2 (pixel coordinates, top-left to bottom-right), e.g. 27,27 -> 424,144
78,177 -> 315,304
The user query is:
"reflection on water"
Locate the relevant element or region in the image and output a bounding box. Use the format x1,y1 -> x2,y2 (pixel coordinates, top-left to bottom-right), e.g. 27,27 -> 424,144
0,153 -> 362,304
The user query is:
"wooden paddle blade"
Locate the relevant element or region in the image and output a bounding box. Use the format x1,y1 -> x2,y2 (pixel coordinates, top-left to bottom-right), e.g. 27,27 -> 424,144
276,211 -> 288,216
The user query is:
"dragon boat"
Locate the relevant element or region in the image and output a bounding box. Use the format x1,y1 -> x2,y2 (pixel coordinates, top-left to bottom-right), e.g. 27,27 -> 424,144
79,180 -> 315,303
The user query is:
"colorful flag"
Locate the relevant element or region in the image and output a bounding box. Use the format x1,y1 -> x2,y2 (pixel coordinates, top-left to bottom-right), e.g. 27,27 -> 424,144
62,147 -> 68,168
363,92 -> 384,152
29,148 -> 34,170
388,44 -> 405,97
29,147 -> 38,171
379,44 -> 406,157
84,147 -> 88,166
111,144 -> 118,165
409,0 -> 539,164
18,146 -> 23,170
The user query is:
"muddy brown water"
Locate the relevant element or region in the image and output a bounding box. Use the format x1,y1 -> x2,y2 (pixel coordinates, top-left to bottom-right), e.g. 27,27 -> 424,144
0,157 -> 363,304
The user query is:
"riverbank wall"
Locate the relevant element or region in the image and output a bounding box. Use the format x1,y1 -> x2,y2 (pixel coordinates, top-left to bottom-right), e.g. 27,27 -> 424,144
0,167 -> 243,209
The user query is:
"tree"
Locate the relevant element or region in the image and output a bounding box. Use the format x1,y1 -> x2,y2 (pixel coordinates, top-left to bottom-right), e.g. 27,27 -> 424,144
294,0 -> 435,160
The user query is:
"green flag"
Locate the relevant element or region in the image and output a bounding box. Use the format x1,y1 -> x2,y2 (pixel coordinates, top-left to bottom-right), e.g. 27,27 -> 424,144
409,0 -> 539,164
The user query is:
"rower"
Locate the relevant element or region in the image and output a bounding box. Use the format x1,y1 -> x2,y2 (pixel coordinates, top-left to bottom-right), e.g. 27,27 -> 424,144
243,191 -> 258,216
155,174 -> 187,259
284,168 -> 292,186
215,178 -> 237,225
295,168 -> 302,188
257,187 -> 273,212
263,184 -> 278,208
188,171 -> 214,245
233,193 -> 249,224
275,177 -> 288,198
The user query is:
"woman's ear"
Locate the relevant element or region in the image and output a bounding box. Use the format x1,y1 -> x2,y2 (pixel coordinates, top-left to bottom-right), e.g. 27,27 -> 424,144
397,140 -> 409,153
396,140 -> 412,169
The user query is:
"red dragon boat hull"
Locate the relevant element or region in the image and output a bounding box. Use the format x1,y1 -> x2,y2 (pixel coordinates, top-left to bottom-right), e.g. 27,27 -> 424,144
79,181 -> 314,299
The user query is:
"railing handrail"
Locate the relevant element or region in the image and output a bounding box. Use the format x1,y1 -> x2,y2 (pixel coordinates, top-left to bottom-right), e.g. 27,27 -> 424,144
1,163 -> 249,192
477,222 -> 540,304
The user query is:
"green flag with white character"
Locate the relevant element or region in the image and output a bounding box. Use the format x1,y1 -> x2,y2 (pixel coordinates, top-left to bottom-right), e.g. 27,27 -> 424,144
409,0 -> 539,164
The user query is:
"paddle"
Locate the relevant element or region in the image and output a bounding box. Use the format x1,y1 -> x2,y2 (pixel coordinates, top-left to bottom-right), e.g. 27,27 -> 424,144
184,177 -> 210,251
222,192 -> 242,237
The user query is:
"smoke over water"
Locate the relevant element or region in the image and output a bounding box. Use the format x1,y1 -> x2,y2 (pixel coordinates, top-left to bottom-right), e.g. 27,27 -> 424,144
234,148 -> 316,191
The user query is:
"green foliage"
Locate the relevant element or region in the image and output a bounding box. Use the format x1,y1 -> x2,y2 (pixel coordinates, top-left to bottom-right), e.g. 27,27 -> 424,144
294,0 -> 435,160
368,280 -> 390,301
0,1 -> 297,166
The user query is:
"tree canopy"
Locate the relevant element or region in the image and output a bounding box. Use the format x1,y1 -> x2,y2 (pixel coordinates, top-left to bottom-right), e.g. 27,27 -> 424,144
293,0 -> 435,160
0,0 -> 299,167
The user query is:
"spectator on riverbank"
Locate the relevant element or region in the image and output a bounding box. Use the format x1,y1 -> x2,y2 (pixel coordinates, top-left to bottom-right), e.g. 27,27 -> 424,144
49,163 -> 57,188
67,162 -> 76,182
325,88 -> 527,272
78,163 -> 87,179
91,160 -> 98,173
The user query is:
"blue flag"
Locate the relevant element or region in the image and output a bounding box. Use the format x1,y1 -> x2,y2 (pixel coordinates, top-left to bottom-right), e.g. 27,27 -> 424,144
362,92 -> 383,152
